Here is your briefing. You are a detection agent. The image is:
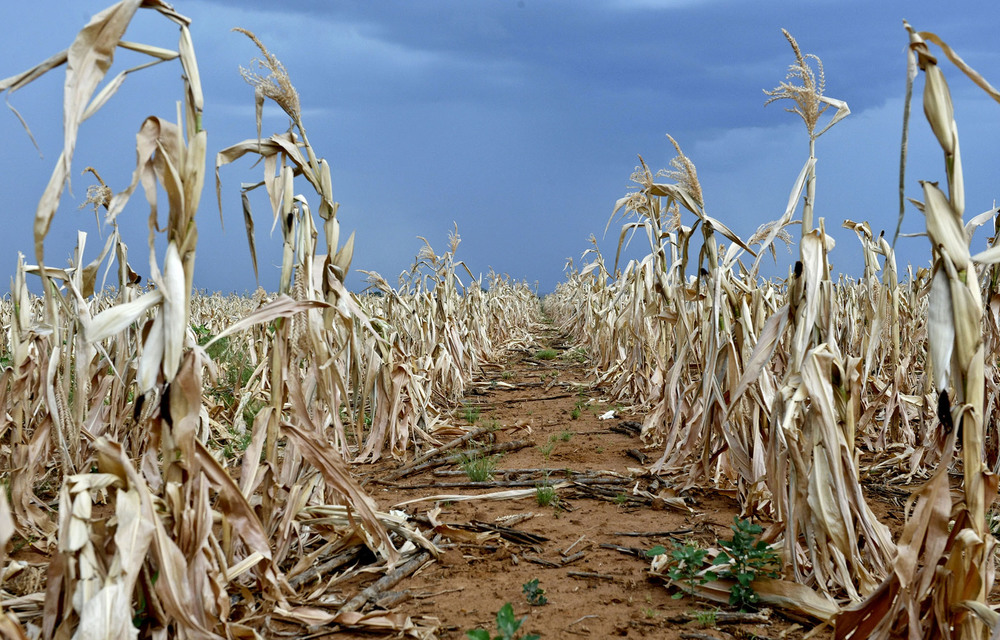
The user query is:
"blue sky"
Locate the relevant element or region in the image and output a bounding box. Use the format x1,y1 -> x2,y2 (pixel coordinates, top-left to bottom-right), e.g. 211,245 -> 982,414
2,1 -> 999,294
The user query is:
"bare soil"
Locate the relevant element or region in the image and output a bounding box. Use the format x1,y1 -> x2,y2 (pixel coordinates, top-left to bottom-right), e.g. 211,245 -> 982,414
352,326 -> 847,640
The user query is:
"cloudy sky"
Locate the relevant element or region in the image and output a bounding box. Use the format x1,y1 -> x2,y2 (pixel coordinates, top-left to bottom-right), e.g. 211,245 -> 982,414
2,1 -> 999,294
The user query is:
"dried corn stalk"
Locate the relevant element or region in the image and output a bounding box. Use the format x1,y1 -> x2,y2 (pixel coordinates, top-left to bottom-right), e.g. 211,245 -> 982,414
837,22 -> 1000,640
0,3 -> 425,636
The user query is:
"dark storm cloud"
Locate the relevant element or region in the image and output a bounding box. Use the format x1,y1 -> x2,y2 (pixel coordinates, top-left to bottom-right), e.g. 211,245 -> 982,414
2,0 -> 999,294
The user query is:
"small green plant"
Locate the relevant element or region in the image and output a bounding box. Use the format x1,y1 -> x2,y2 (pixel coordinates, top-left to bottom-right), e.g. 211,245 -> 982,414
648,542 -> 715,600
987,508 -> 1000,541
463,404 -> 482,424
535,483 -> 557,507
222,427 -> 254,460
613,492 -> 629,506
522,578 -> 547,606
466,602 -> 539,640
534,348 -> 558,360
561,347 -> 587,363
712,518 -> 781,610
694,609 -> 718,628
537,441 -> 555,459
570,406 -> 581,420
192,322 -> 213,347
10,533 -> 37,555
197,325 -> 259,425
642,607 -> 657,619
558,430 -> 573,442
501,370 -> 514,380
242,397 -> 266,430
461,452 -> 499,482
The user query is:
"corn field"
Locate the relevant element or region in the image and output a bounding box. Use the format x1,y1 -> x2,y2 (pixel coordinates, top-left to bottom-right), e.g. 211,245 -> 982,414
0,3 -> 999,639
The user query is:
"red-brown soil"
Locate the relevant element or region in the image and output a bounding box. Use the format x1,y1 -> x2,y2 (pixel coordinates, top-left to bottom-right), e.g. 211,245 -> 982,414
351,326 -> 853,640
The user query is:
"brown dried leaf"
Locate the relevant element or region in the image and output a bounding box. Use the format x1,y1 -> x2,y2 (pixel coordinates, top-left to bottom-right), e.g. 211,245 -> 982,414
35,0 -> 143,264
202,294 -> 329,350
240,191 -> 259,281
193,439 -> 272,563
282,381 -> 396,562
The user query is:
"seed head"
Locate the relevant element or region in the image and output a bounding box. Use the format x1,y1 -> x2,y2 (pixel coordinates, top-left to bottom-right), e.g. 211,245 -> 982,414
764,29 -> 827,139
749,220 -> 794,260
659,134 -> 703,208
233,27 -> 301,122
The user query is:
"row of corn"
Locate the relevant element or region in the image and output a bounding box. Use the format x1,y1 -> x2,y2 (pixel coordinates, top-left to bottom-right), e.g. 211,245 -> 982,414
546,26 -> 1000,639
0,3 -> 538,638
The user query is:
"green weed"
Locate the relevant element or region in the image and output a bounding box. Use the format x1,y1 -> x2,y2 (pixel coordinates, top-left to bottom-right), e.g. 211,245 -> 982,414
712,518 -> 781,610
222,428 -> 254,460
694,609 -> 718,628
466,602 -> 539,640
522,578 -> 547,606
461,452 -> 499,482
537,441 -> 555,459
535,483 -> 557,507
463,404 -> 482,424
649,542 -> 715,600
